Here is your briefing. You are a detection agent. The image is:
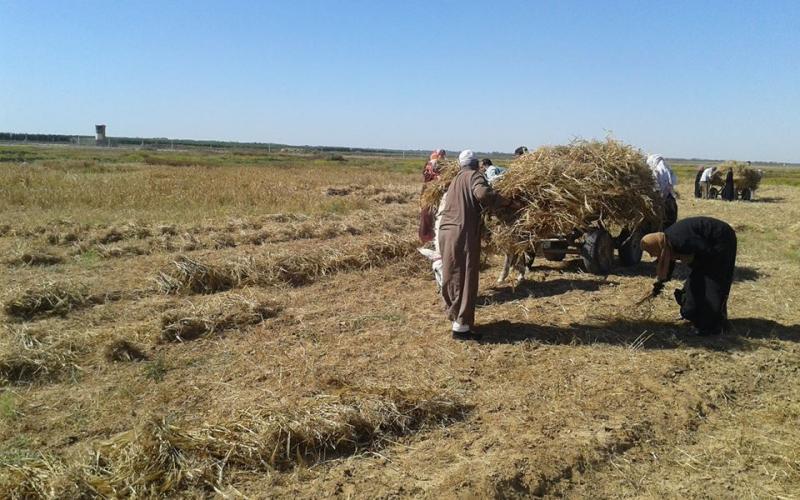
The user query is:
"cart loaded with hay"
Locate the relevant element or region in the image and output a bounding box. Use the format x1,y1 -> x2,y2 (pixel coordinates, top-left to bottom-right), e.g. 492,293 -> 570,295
421,139 -> 664,275
708,161 -> 762,200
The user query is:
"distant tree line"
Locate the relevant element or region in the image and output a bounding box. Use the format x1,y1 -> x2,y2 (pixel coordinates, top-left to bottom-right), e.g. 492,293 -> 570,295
0,131 -> 438,157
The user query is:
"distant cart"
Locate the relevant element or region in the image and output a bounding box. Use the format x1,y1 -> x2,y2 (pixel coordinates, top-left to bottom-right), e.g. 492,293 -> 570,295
708,163 -> 762,201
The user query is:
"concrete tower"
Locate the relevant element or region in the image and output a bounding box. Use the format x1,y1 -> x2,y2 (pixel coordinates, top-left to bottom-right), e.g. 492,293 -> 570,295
95,124 -> 107,145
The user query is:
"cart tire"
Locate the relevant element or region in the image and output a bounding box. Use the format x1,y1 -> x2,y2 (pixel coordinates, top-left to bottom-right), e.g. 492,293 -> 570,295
740,188 -> 752,201
581,228 -> 614,274
618,229 -> 644,267
709,187 -> 719,199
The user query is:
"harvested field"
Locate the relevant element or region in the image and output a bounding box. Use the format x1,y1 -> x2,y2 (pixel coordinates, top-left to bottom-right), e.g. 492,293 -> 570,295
1,145 -> 799,498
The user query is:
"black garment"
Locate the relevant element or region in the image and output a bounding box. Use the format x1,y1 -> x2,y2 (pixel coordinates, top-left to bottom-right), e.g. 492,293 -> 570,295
721,170 -> 735,201
663,193 -> 678,229
665,217 -> 737,334
694,170 -> 703,198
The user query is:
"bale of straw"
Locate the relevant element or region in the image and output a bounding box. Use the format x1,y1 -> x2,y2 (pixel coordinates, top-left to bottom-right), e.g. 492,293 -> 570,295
488,139 -> 663,252
160,294 -> 281,342
3,282 -> 90,320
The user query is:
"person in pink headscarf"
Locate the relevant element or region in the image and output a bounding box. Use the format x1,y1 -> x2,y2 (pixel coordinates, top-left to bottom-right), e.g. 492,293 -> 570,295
422,149 -> 446,182
419,149 -> 446,242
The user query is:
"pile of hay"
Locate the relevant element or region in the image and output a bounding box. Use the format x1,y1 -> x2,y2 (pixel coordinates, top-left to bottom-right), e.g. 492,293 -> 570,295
711,161 -> 762,190
263,235 -> 416,286
154,236 -> 416,294
490,139 -> 663,251
0,454 -> 91,499
160,294 -> 281,342
419,160 -> 460,210
0,325 -> 82,384
155,257 -> 238,295
3,282 -> 90,320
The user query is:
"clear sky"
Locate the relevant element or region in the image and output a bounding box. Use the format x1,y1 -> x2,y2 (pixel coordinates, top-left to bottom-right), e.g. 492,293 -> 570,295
1,0 -> 798,161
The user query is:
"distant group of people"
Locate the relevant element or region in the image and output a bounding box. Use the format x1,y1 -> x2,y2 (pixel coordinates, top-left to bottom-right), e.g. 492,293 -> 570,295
695,165 -> 737,201
419,146 -> 738,341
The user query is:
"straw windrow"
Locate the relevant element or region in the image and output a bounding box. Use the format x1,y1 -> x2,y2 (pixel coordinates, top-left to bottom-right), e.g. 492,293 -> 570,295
1,388 -> 468,497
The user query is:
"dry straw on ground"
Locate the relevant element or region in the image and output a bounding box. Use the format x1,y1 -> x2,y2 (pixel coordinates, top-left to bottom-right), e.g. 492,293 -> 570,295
264,235 -> 417,286
155,235 -> 417,293
103,339 -> 148,362
0,325 -> 82,384
155,257 -> 238,295
3,283 -> 126,321
0,387 -> 467,497
5,250 -> 64,267
3,282 -> 90,320
160,294 -> 281,342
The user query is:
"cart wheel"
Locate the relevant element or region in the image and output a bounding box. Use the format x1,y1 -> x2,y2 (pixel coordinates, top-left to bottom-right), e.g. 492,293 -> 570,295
709,187 -> 719,199
740,188 -> 752,201
581,228 -> 614,274
618,229 -> 643,267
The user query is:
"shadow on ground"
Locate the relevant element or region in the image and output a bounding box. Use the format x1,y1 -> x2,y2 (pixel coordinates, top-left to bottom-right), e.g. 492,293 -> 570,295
529,259 -> 763,283
479,278 -> 614,305
475,318 -> 800,351
749,196 -> 784,204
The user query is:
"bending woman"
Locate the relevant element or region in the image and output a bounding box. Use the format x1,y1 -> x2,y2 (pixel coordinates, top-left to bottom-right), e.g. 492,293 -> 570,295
640,216 -> 737,335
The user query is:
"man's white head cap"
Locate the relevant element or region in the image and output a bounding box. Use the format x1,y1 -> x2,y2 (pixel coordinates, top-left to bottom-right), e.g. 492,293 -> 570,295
458,149 -> 476,167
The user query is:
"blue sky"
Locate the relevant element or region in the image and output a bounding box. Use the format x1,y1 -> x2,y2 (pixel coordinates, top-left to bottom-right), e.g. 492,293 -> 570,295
1,0 -> 798,161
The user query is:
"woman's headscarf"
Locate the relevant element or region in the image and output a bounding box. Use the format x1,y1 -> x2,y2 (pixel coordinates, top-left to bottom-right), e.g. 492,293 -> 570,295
646,154 -> 664,170
430,149 -> 446,161
641,232 -> 673,281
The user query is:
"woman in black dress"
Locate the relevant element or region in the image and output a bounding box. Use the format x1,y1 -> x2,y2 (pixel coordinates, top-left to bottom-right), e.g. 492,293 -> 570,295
641,216 -> 737,335
721,168 -> 736,201
693,167 -> 704,198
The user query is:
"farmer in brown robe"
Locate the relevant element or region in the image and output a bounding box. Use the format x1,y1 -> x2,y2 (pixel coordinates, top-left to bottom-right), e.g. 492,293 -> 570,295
439,149 -> 511,340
